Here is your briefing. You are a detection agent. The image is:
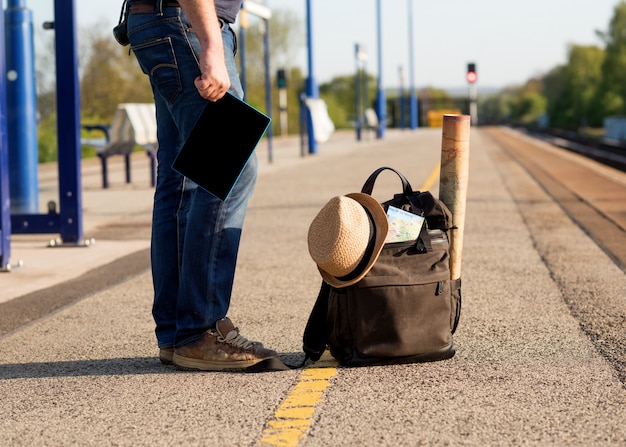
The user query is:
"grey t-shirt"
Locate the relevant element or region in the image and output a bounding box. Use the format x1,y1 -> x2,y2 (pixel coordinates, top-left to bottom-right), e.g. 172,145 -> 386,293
216,0 -> 243,23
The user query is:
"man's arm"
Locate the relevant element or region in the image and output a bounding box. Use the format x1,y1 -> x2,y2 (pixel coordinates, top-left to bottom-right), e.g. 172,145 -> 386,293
178,0 -> 230,101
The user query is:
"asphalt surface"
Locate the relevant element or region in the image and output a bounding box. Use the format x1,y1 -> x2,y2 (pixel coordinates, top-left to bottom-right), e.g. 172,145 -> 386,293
0,127 -> 625,446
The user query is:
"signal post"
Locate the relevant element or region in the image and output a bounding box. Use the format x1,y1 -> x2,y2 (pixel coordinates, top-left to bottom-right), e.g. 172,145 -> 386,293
277,69 -> 287,136
466,62 -> 478,125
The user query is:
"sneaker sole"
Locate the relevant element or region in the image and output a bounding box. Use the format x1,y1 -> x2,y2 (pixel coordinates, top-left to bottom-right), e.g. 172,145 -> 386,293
159,348 -> 174,365
172,353 -> 280,372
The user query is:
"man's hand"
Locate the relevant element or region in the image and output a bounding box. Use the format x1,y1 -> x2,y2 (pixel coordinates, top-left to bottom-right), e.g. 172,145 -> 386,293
194,49 -> 231,101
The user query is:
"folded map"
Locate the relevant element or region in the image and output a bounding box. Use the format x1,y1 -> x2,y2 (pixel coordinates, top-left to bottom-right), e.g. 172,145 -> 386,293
385,205 -> 425,243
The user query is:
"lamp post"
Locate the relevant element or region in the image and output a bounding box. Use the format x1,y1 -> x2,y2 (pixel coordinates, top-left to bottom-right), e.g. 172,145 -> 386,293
466,62 -> 478,125
375,0 -> 386,138
240,2 -> 273,160
407,0 -> 418,129
305,0 -> 319,153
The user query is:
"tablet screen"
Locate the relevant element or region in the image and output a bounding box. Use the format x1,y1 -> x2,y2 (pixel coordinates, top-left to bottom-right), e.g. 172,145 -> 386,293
172,93 -> 271,201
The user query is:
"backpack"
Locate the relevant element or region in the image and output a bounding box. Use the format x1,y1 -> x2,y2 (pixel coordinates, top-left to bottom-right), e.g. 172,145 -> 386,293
303,167 -> 462,366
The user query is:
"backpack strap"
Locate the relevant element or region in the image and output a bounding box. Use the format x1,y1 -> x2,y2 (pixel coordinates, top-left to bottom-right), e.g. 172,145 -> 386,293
302,281 -> 332,362
361,166 -> 413,197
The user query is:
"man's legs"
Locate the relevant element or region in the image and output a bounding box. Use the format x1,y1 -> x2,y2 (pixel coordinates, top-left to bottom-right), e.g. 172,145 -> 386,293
130,8 -> 279,370
148,17 -> 254,345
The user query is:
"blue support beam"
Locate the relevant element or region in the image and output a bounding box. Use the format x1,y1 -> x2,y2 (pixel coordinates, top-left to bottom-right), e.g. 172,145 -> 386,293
0,7 -> 11,270
7,0 -> 84,245
5,0 -> 39,214
53,0 -> 83,244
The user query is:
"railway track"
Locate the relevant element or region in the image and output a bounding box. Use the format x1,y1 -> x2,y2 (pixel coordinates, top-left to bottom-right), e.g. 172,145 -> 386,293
494,127 -> 626,271
521,126 -> 626,172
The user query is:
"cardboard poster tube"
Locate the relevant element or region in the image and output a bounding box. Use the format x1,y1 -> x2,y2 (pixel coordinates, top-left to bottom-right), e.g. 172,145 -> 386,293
439,114 -> 471,281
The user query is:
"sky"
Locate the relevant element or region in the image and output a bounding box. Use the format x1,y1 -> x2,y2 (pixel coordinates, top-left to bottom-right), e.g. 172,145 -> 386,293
17,0 -> 623,90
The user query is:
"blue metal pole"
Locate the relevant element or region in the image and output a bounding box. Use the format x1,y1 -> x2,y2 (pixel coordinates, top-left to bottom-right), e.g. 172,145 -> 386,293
375,0 -> 386,138
408,0 -> 418,129
4,0 -> 38,213
305,0 -> 318,154
0,9 -> 12,270
54,0 -> 83,244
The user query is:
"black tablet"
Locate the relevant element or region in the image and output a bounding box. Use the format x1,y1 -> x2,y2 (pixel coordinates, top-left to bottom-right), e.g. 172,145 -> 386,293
172,92 -> 271,201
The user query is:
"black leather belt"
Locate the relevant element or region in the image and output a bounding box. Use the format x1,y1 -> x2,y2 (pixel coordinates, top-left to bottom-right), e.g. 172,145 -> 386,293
129,0 -> 180,4
129,0 -> 181,14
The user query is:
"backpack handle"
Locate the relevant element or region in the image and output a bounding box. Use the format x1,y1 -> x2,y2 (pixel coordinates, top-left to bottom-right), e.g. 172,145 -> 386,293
361,166 -> 414,197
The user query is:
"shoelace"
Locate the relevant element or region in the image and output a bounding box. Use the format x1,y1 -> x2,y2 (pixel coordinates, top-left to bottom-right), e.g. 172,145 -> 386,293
217,328 -> 254,350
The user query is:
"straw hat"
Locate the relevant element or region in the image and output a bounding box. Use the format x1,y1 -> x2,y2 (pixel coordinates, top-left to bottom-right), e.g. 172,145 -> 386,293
308,193 -> 388,288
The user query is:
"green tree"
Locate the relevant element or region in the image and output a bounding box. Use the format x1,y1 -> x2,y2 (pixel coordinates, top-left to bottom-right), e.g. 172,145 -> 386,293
419,87 -> 456,110
594,0 -> 626,119
546,45 -> 603,129
511,92 -> 547,125
318,72 -> 377,129
480,92 -> 512,124
541,64 -> 566,127
502,78 -> 547,125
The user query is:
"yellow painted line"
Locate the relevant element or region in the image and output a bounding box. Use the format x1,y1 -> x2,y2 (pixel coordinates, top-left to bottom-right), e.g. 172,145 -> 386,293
258,352 -> 338,447
420,163 -> 440,192
259,163 -> 440,447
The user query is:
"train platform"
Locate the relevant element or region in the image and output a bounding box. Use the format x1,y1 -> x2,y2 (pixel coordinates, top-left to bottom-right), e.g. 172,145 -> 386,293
0,127 -> 625,446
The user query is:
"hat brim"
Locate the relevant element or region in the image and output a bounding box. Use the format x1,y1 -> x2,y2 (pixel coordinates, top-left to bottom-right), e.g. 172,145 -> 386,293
318,192 -> 388,288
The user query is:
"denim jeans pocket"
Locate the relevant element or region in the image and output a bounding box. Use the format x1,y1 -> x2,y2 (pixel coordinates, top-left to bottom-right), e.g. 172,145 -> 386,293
131,37 -> 182,103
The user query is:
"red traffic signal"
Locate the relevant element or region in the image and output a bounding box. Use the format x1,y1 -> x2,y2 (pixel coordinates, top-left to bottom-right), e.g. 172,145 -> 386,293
466,63 -> 477,83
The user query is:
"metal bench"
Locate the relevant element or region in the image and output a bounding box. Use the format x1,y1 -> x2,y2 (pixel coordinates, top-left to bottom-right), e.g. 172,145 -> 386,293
82,103 -> 157,188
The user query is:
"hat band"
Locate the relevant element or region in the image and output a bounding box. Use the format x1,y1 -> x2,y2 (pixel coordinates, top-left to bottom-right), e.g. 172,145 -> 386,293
334,206 -> 377,283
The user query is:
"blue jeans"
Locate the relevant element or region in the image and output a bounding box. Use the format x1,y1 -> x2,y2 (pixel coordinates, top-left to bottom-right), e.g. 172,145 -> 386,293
127,6 -> 257,348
